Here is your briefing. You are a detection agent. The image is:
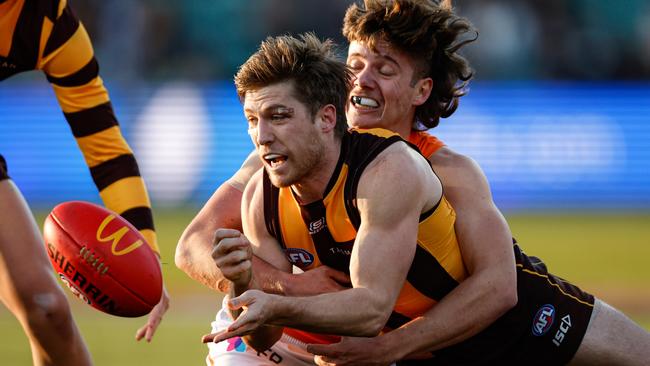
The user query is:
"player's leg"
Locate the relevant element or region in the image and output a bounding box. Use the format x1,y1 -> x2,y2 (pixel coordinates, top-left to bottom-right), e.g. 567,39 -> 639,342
569,298 -> 650,365
0,177 -> 92,365
206,297 -> 315,366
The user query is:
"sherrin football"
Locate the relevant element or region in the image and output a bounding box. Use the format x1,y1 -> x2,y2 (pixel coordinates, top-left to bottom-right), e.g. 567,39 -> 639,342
43,201 -> 162,317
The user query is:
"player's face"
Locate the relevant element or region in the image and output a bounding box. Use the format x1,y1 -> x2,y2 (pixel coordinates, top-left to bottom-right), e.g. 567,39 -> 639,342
346,40 -> 424,133
244,82 -> 325,188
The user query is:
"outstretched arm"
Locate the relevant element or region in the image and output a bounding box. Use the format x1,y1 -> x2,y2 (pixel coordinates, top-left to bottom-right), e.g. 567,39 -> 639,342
40,6 -> 168,342
308,148 -> 517,365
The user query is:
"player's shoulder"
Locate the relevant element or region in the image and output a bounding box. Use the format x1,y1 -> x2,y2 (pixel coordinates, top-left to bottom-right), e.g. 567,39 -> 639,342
242,167 -> 265,201
429,146 -> 490,191
429,145 -> 479,170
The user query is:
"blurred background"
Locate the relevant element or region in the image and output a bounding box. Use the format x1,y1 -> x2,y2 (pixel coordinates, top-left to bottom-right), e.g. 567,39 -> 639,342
1,0 -> 649,365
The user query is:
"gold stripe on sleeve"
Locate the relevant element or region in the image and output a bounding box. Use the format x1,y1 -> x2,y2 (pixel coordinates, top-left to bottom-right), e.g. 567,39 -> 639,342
99,177 -> 152,218
76,126 -> 133,167
52,75 -> 110,113
40,24 -> 93,76
139,229 -> 160,254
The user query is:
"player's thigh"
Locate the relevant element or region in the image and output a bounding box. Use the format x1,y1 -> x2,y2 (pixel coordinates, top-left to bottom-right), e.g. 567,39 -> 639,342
0,180 -> 62,306
570,298 -> 650,365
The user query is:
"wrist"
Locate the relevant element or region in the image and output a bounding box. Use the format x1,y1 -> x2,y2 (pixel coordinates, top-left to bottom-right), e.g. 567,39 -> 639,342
233,272 -> 255,295
275,270 -> 295,295
379,330 -> 409,362
267,293 -> 292,325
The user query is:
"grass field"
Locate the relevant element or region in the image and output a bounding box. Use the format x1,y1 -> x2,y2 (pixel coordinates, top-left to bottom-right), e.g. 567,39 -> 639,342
1,209 -> 649,365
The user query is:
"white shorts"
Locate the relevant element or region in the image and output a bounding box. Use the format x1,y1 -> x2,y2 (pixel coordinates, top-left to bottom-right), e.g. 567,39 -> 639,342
206,297 -> 315,366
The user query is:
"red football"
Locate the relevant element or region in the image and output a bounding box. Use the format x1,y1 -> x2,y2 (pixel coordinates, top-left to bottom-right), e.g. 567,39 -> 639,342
43,201 -> 162,317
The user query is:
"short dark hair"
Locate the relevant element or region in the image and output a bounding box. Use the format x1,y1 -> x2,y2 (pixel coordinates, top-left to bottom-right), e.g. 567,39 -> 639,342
235,33 -> 352,137
343,0 -> 476,129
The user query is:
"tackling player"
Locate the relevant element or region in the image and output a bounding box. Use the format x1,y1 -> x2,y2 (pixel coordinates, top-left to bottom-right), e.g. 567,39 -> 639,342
177,1 -> 650,365
208,31 -> 650,365
1,0 -> 169,364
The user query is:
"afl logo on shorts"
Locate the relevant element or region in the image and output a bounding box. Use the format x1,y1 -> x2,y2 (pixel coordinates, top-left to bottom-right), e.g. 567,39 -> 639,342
532,304 -> 556,336
285,248 -> 314,269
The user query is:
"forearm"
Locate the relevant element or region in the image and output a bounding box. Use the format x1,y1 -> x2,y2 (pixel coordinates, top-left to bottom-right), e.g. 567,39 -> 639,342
175,229 -> 227,292
382,269 -> 516,359
230,272 -> 284,351
267,288 -> 388,336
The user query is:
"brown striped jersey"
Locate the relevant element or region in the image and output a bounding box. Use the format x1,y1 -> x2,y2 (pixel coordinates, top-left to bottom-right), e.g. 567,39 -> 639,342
265,128 -> 467,345
0,0 -> 158,253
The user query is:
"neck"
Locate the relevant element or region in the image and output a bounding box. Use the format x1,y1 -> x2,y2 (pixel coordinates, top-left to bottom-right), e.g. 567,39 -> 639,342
394,123 -> 413,140
291,136 -> 342,204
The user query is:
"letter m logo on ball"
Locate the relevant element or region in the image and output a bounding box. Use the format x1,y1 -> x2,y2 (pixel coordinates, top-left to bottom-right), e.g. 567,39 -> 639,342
96,214 -> 144,256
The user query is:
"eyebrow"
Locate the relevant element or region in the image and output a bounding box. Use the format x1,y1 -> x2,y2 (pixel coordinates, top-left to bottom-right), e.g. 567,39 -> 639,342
244,104 -> 293,115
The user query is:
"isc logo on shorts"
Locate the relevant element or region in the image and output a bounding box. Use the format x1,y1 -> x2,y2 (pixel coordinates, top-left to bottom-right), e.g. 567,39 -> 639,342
532,304 -> 555,336
285,248 -> 314,269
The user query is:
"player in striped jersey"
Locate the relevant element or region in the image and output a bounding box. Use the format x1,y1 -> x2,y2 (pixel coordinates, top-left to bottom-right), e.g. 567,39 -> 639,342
200,29 -> 648,366
1,0 -> 169,363
177,3 -> 650,366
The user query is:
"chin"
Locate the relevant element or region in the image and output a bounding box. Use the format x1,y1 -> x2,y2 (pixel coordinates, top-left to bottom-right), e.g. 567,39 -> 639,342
266,170 -> 294,188
348,119 -> 373,130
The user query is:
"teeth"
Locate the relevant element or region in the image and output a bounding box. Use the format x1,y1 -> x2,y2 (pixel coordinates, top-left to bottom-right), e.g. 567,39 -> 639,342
352,96 -> 379,108
264,153 -> 283,161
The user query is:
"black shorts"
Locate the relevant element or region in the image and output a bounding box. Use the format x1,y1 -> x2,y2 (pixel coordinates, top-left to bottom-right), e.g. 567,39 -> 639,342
398,244 -> 594,366
0,154 -> 9,181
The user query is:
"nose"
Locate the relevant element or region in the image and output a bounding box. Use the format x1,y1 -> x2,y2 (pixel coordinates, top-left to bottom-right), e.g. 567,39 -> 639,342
354,65 -> 374,89
254,119 -> 274,146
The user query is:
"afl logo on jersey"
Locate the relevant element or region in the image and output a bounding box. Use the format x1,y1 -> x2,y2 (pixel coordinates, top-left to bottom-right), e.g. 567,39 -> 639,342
532,304 -> 556,336
285,248 -> 314,269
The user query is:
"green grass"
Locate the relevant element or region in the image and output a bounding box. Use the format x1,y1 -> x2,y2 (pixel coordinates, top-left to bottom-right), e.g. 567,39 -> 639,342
1,210 -> 649,365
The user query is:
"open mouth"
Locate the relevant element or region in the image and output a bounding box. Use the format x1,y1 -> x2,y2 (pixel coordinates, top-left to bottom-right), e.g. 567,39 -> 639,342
350,95 -> 379,109
263,153 -> 287,168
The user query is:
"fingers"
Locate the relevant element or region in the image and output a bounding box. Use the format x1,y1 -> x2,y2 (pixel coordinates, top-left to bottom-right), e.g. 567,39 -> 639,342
307,343 -> 334,356
325,268 -> 351,286
135,326 -> 147,341
314,355 -> 337,366
200,320 -> 255,344
214,228 -> 242,241
135,287 -> 170,342
201,329 -> 231,344
211,229 -> 252,266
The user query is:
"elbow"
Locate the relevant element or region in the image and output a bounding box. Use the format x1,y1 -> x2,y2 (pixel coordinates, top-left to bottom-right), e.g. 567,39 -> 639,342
493,274 -> 518,315
359,317 -> 387,337
501,284 -> 518,312
353,304 -> 391,337
174,232 -> 192,273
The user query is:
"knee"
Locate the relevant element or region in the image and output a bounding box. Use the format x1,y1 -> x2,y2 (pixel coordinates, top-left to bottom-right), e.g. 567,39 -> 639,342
23,291 -> 76,336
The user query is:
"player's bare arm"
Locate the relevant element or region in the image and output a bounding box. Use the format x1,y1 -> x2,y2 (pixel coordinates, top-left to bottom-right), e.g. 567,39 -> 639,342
38,12 -> 169,343
203,170 -> 291,351
176,151 -> 349,294
308,148 -> 517,365
208,143 -> 439,342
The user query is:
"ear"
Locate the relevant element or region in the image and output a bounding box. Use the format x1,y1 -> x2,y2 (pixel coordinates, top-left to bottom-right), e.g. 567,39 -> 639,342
412,77 -> 433,106
317,104 -> 338,132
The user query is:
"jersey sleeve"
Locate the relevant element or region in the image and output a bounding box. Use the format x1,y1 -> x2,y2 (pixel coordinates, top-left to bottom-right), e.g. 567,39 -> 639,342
38,0 -> 159,254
